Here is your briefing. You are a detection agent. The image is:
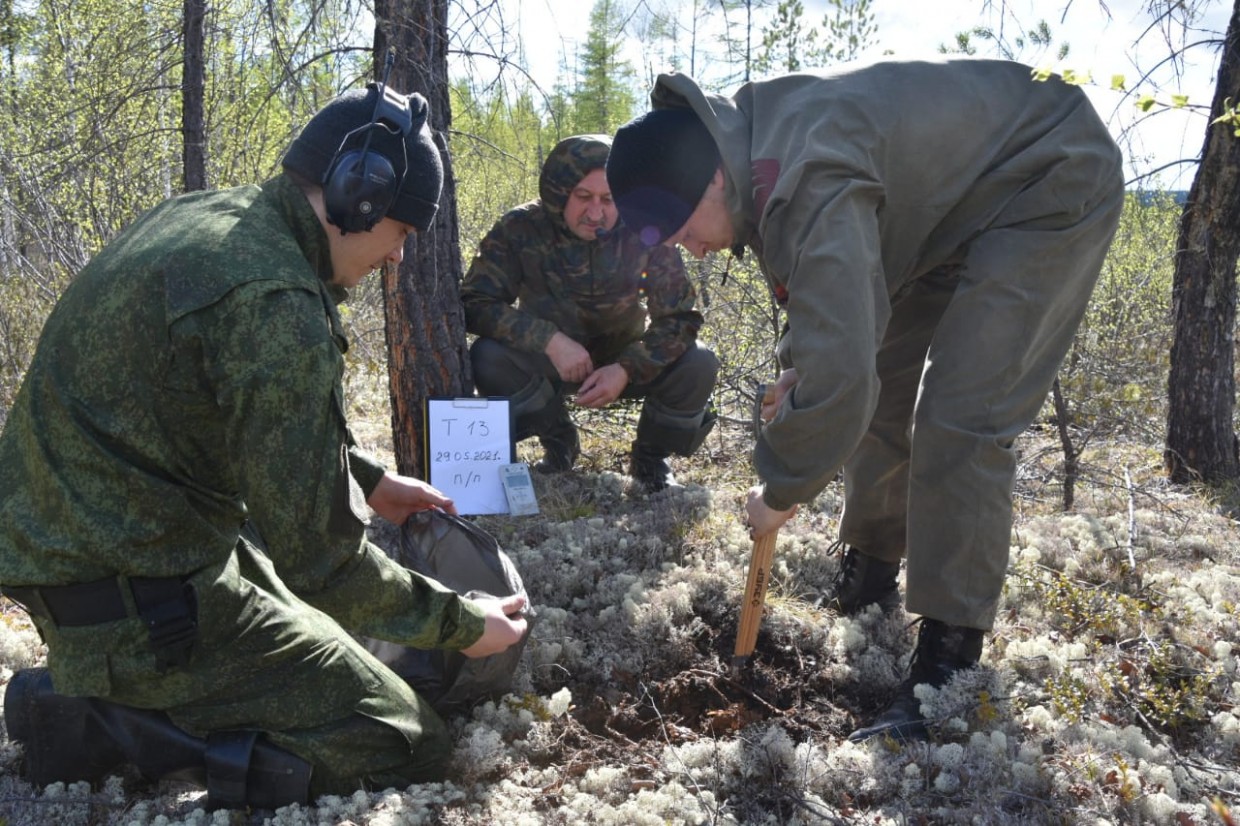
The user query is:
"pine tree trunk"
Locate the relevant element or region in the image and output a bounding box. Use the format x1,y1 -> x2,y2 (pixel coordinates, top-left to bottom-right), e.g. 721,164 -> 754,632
374,0 -> 470,480
181,0 -> 206,191
1165,0 -> 1240,485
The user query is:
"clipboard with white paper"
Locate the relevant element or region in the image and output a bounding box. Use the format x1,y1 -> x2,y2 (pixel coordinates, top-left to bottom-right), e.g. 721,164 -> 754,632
423,397 -> 514,515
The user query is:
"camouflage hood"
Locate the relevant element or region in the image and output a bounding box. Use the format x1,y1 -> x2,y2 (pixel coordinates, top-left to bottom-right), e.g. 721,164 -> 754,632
538,134 -> 612,236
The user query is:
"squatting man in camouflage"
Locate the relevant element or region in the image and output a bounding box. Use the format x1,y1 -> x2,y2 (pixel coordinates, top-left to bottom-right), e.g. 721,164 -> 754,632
607,59 -> 1124,741
461,134 -> 719,492
0,84 -> 527,809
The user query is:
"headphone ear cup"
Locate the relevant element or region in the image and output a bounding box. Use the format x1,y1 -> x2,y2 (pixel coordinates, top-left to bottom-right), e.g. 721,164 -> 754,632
323,148 -> 399,233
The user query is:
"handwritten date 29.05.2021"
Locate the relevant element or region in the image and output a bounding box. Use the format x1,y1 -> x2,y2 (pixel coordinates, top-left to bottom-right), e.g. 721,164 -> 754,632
435,449 -> 505,463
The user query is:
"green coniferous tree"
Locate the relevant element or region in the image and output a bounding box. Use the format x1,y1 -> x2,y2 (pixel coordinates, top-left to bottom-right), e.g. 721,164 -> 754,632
566,0 -> 637,136
754,0 -> 817,75
754,0 -> 878,76
817,0 -> 878,64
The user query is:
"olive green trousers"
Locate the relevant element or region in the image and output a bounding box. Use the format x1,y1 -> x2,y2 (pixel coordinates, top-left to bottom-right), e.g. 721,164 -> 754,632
839,163 -> 1125,630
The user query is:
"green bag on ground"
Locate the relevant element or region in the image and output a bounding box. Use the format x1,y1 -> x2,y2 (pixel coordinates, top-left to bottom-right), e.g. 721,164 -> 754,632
363,510 -> 533,715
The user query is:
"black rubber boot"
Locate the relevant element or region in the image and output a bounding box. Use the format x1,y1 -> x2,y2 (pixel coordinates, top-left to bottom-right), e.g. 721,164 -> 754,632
4,667 -> 312,810
4,667 -> 134,787
824,545 -> 901,615
534,416 -> 579,474
628,401 -> 718,493
629,442 -> 680,492
847,619 -> 984,743
517,399 -> 578,474
503,374 -> 579,475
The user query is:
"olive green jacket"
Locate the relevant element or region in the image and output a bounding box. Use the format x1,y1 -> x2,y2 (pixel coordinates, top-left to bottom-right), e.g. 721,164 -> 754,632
650,60 -> 1122,510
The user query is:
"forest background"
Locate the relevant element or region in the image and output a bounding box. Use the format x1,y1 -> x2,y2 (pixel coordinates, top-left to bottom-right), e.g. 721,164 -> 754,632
1,0 -> 1239,824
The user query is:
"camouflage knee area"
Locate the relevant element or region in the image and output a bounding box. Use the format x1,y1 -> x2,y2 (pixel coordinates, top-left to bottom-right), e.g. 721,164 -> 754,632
269,678 -> 452,797
641,344 -> 719,412
470,337 -> 555,399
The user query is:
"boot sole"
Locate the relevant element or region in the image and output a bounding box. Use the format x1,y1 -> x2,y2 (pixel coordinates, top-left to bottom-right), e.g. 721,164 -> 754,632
847,716 -> 929,743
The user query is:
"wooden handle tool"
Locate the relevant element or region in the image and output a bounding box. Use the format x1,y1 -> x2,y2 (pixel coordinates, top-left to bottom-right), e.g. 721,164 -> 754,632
731,529 -> 778,676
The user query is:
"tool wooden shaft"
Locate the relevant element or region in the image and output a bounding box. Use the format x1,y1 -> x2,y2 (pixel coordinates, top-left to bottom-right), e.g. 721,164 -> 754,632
733,530 -> 778,664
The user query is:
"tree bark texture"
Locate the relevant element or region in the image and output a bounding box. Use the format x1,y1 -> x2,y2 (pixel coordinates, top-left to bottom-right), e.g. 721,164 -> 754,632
1165,0 -> 1240,484
181,0 -> 206,191
374,0 -> 470,479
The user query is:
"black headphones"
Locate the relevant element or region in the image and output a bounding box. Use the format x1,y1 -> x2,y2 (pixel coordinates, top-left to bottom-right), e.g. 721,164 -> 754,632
321,51 -> 414,233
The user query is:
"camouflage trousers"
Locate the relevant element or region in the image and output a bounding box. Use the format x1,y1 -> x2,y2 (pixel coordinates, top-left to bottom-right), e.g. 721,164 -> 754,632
32,529 -> 449,798
470,337 -> 719,420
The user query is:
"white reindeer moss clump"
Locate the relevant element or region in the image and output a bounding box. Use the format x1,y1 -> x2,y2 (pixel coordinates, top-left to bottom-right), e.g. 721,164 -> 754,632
0,614 -> 44,676
562,780 -> 723,825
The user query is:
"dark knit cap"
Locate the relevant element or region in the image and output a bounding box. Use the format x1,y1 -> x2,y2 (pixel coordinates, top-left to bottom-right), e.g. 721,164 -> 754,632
606,107 -> 721,246
282,85 -> 443,232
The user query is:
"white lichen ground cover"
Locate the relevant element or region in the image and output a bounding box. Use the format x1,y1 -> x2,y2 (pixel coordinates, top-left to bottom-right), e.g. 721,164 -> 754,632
1,425 -> 1237,825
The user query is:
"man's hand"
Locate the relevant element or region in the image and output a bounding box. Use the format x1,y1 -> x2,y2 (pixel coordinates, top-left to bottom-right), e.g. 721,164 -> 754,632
761,368 -> 799,423
461,593 -> 529,658
575,363 -> 628,408
366,471 -> 456,524
744,484 -> 797,539
545,332 -> 593,383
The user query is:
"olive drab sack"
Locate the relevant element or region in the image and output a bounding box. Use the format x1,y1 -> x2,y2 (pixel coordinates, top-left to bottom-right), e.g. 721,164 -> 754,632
363,510 -> 533,715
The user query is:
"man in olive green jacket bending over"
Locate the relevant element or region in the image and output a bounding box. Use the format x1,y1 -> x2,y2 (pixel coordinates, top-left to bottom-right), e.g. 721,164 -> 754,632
606,58 -> 1123,741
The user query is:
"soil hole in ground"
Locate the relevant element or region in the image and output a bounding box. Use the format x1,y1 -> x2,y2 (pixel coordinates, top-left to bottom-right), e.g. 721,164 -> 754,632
571,632 -> 854,745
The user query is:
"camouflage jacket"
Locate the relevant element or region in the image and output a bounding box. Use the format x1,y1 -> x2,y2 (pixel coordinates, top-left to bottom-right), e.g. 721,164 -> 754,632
0,174 -> 484,650
461,134 -> 702,386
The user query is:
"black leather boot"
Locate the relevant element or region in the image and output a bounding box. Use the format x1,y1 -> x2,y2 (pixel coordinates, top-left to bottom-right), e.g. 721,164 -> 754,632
824,545 -> 901,615
5,667 -> 312,810
848,619 -> 984,742
629,441 -> 680,492
534,420 -> 579,473
628,401 -> 718,493
516,399 -> 578,474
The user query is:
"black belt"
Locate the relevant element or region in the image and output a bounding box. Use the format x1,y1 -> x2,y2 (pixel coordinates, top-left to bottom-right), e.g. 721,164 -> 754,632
3,575 -> 198,671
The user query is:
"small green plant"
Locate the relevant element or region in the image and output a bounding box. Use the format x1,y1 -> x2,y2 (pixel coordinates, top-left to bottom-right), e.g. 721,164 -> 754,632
1027,565 -> 1154,639
1104,753 -> 1139,803
974,689 -> 999,726
1097,640 -> 1219,734
504,692 -> 556,722
1045,672 -> 1091,723
1032,66 -> 1196,115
